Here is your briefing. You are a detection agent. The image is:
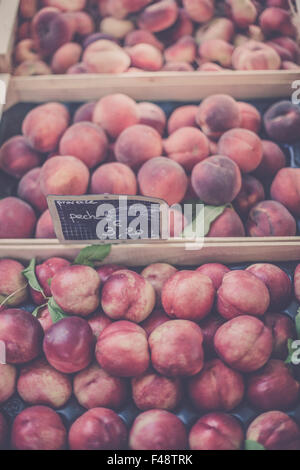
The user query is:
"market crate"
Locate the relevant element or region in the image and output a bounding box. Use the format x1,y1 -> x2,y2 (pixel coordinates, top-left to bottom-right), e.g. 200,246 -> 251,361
0,0 -> 19,73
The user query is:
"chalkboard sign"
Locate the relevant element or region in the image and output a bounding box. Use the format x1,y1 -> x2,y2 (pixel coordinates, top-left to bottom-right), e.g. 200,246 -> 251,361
47,195 -> 169,244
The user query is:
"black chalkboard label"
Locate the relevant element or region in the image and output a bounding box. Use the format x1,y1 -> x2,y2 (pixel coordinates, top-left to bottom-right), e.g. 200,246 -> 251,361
47,195 -> 169,244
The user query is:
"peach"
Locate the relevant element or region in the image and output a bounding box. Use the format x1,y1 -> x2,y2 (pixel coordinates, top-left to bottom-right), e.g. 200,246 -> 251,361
165,36 -> 196,63
126,43 -> 163,71
188,359 -> 244,411
266,0 -> 289,6
199,39 -> 234,67
196,94 -> 241,140
246,411 -> 300,450
265,313 -> 296,359
59,122 -> 108,168
198,62 -> 225,71
88,312 -> 112,339
0,364 -> 17,403
208,138 -> 218,154
248,24 -> 265,41
20,0 -> 38,18
247,263 -> 292,309
217,270 -> 270,320
196,18 -> 234,43
141,309 -> 169,337
226,0 -> 257,28
164,127 -> 210,171
40,156 -> 90,196
100,17 -> 134,39
199,315 -> 224,355
93,94 -> 139,139
51,265 -> 101,317
42,0 -> 86,11
149,319 -> 204,377
37,307 -> 53,332
74,362 -> 127,409
96,264 -> 123,283
0,309 -> 43,364
43,317 -> 94,373
17,358 -> 72,408
30,257 -> 71,305
35,210 -> 56,239
17,168 -> 48,213
233,175 -> 265,218
32,8 -> 74,58
82,33 -> 118,48
101,269 -> 155,323
83,40 -> 130,73
0,414 -> 7,449
232,40 -> 281,70
162,271 -> 215,322
96,321 -> 150,377
162,62 -> 194,71
189,413 -> 244,450
254,140 -> 286,180
207,208 -> 246,237
214,315 -> 273,372
138,0 -> 179,33
246,200 -> 297,237
264,101 -> 300,144
51,42 -> 82,74
282,60 -> 300,69
12,406 -> 67,450
0,136 -> 41,179
218,128 -> 263,173
168,105 -> 198,134
238,102 -> 261,133
108,0 -> 152,16
132,371 -> 182,411
141,263 -> 177,307
91,162 -> 137,196
14,60 -> 52,76
0,259 -> 28,308
0,197 -> 37,239
115,125 -> 163,169
267,37 -> 300,62
14,39 -> 40,64
183,0 -> 214,23
22,102 -> 70,153
260,7 -> 296,37
73,102 -> 96,123
70,11 -> 95,36
125,29 -> 164,51
137,102 -> 166,136
158,8 -> 194,45
191,155 -> 242,205
197,263 -> 230,290
129,410 -> 187,450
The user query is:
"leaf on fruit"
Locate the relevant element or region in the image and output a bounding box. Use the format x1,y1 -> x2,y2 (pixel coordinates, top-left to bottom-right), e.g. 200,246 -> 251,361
285,338 -> 295,364
296,308 -> 300,339
22,258 -> 44,295
245,440 -> 265,451
183,202 -> 229,239
47,297 -> 68,324
74,245 -> 111,268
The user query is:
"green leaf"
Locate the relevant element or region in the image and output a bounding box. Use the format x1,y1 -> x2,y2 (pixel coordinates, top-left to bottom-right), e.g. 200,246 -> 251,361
245,440 -> 265,451
295,308 -> 300,339
47,297 -> 68,324
74,245 -> 111,268
22,258 -> 44,294
285,338 -> 294,364
183,202 -> 229,239
32,304 -> 47,318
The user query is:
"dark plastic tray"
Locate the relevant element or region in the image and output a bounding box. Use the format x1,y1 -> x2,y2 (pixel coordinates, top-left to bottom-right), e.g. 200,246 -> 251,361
1,260 -> 300,450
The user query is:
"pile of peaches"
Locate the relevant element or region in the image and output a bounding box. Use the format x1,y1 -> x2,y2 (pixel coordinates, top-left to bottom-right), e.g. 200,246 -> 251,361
0,257 -> 300,450
1,92 -> 300,239
15,0 -> 300,76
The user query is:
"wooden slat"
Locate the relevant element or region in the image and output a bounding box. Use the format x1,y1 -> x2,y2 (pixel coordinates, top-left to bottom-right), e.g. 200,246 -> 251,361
0,73 -> 10,118
0,0 -> 19,73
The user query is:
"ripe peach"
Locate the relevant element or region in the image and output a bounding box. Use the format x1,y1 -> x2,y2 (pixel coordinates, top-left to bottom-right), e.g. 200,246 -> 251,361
138,157 -> 188,205
199,315 -> 224,356
264,101 -> 300,144
138,0 -> 179,33
93,94 -> 139,139
0,259 -> 28,308
218,128 -> 263,173
141,310 -> 169,338
74,363 -> 127,409
0,197 -> 37,239
51,42 -> 82,74
260,7 -> 296,37
246,200 -> 297,237
191,155 -> 242,205
196,94 -> 241,140
73,102 -> 96,123
0,364 -> 17,403
108,0 -> 152,16
37,307 -> 53,332
132,371 -> 182,411
207,208 -> 246,237
91,162 -> 137,196
137,102 -> 166,136
20,0 -> 38,18
149,319 -> 204,377
271,168 -> 300,217
14,39 -> 40,64
189,413 -> 244,450
12,406 -> 67,450
196,264 -> 230,290
126,43 -> 163,71
69,11 -> 95,36
141,263 -> 177,307
96,264 -> 123,283
96,321 -> 150,377
267,37 -> 300,62
100,17 -> 134,39
158,8 -> 194,45
247,263 -> 292,310
17,168 -> 47,213
129,410 -> 187,450
101,269 -> 155,323
162,271 -> 215,322
265,313 -> 296,359
196,18 -> 234,43
226,0 -> 257,28
83,40 -> 130,73
0,136 -> 41,179
246,411 -> 300,450
40,156 -> 90,196
232,40 -> 281,70
22,102 -> 70,153
233,175 -> 265,218
183,0 -> 214,23
35,210 -> 56,239
238,102 -> 261,133
214,315 -> 273,372
188,359 -> 244,411
254,140 -> 286,180
30,257 -> 71,305
164,127 -> 210,171
87,312 -> 112,339
199,39 -> 234,67
125,29 -> 164,50
165,35 -> 197,63
167,105 -> 198,134
14,60 -> 52,76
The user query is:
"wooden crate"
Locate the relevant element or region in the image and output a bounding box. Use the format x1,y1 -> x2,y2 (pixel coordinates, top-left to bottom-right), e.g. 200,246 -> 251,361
0,0 -> 19,73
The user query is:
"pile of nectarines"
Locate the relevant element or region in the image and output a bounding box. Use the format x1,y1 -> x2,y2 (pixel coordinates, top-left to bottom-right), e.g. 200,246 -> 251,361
0,256 -> 300,450
0,93 -> 299,238
15,0 -> 300,75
